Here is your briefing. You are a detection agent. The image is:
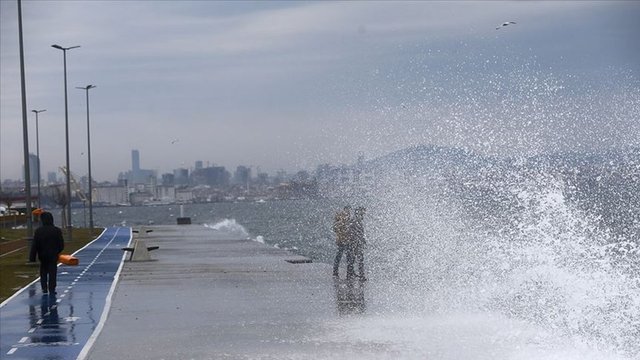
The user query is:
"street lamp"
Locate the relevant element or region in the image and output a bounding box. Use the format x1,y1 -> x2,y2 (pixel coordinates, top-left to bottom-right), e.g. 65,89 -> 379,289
52,44 -> 80,241
76,85 -> 96,231
31,109 -> 46,208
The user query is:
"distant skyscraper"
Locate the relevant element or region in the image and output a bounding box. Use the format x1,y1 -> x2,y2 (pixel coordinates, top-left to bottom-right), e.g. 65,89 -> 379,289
47,171 -> 57,184
234,166 -> 251,186
173,168 -> 189,186
132,150 -> 140,172
161,173 -> 175,186
195,160 -> 203,170
129,149 -> 155,184
23,153 -> 39,185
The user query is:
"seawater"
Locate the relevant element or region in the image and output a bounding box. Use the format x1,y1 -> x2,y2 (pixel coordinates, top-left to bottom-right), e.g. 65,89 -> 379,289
80,187 -> 639,358
84,199 -> 343,262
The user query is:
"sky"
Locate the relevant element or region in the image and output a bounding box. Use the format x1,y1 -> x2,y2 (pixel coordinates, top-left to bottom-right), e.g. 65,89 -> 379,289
1,1 -> 639,182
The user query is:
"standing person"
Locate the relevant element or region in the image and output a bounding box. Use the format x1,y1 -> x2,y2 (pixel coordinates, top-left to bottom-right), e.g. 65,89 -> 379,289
332,205 -> 353,278
350,207 -> 367,281
30,212 -> 64,295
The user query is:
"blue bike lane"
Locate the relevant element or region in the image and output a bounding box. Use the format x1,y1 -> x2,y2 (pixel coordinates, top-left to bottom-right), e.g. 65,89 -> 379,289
0,227 -> 131,360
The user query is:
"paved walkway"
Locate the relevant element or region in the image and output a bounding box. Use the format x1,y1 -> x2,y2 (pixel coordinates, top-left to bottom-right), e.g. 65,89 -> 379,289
0,227 -> 131,360
2,224 -> 620,359
85,225 -> 361,360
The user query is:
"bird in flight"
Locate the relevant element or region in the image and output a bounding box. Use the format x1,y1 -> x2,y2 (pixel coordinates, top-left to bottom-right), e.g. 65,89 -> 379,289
496,21 -> 516,30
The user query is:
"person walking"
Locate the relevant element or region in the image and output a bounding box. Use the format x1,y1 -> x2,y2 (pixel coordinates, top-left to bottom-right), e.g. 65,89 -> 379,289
349,207 -> 367,281
30,211 -> 64,295
332,205 -> 354,278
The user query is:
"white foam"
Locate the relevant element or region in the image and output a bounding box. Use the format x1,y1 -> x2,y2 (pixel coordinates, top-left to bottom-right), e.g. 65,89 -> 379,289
312,312 -> 627,360
363,169 -> 639,357
204,218 -> 250,238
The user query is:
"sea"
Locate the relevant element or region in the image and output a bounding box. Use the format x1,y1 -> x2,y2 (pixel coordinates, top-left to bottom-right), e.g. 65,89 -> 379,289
66,150 -> 639,359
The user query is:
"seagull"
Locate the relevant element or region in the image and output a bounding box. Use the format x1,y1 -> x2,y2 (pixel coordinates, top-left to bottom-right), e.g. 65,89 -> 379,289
496,21 -> 516,30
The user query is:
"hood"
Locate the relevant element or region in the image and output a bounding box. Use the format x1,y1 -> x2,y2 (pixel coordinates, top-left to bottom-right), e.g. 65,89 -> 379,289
40,212 -> 54,226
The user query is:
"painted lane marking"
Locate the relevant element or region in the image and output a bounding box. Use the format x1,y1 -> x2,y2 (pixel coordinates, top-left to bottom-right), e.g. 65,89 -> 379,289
1,227 -> 131,359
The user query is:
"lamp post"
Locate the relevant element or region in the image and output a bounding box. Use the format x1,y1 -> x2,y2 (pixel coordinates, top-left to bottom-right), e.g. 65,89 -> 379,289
17,0 -> 33,243
52,44 -> 80,242
31,109 -> 46,208
76,85 -> 95,231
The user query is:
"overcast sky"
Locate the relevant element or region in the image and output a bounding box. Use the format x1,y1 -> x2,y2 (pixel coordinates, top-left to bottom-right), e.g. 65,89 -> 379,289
1,1 -> 639,182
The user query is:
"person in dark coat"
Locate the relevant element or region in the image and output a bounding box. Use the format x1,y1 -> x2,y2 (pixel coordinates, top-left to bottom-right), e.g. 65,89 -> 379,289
349,207 -> 366,281
30,212 -> 64,294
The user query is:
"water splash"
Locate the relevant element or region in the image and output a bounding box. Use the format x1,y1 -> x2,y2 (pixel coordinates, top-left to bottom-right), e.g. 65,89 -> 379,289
362,159 -> 639,356
204,219 -> 250,238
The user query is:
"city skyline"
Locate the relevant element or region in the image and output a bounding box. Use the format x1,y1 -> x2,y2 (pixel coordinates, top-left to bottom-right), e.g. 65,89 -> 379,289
2,147 -> 318,184
2,1 -> 639,182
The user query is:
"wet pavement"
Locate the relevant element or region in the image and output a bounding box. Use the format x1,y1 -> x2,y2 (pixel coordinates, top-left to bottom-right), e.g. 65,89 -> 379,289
86,225 -> 358,360
2,224 -> 607,359
0,227 -> 131,360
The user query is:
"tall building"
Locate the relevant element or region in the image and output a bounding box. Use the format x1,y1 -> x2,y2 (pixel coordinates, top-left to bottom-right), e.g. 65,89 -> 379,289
173,168 -> 189,186
191,166 -> 229,187
22,153 -> 39,185
128,149 -> 155,184
161,173 -> 175,186
234,166 -> 251,186
132,150 -> 140,173
47,172 -> 57,184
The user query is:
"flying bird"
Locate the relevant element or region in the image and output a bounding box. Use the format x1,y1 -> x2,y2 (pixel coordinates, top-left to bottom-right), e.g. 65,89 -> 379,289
496,21 -> 516,30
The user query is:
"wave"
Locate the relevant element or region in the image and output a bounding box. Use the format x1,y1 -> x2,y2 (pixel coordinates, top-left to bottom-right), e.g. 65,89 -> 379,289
204,219 -> 250,238
363,161 -> 639,357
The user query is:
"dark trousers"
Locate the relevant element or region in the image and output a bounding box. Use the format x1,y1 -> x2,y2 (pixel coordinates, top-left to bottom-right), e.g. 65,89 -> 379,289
333,243 -> 354,277
40,259 -> 58,293
353,244 -> 365,277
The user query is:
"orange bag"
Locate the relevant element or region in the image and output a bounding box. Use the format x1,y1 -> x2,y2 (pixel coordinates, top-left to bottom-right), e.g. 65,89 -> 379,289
58,254 -> 79,266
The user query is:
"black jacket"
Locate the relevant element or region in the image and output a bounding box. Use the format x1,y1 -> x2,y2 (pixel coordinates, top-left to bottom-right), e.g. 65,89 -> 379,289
30,212 -> 64,262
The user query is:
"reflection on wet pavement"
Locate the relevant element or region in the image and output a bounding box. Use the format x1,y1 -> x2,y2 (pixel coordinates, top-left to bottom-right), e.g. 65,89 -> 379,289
334,277 -> 366,315
0,227 -> 130,359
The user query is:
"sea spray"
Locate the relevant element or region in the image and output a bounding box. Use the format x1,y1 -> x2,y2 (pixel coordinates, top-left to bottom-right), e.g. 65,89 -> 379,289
204,219 -> 250,239
360,158 -> 639,356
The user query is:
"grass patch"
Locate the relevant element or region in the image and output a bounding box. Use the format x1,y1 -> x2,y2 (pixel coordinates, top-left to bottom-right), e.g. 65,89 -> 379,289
0,228 -> 104,302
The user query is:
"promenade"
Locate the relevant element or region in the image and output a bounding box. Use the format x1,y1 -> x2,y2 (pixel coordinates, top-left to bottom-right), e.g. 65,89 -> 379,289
2,225 -> 615,360
86,225 -> 365,360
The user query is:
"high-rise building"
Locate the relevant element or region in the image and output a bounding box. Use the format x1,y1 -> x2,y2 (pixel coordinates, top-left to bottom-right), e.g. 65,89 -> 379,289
129,149 -> 155,184
234,166 -> 251,186
22,153 -> 39,185
132,150 -> 140,172
161,173 -> 175,186
47,172 -> 57,184
173,168 -> 189,186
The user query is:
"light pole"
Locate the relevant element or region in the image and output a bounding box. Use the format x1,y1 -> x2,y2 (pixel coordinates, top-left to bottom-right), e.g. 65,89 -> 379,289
52,44 -> 80,241
31,109 -> 46,208
17,0 -> 33,244
76,85 -> 95,231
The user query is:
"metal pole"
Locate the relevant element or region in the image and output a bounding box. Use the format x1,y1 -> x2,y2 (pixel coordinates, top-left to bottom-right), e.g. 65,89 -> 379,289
17,0 -> 33,243
32,109 -> 46,208
77,85 -> 96,231
52,44 -> 79,241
